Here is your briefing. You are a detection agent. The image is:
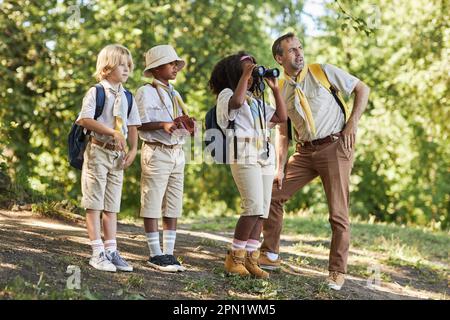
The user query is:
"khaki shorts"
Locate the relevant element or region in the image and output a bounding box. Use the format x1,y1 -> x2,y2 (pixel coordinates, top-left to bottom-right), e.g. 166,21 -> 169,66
230,147 -> 275,218
81,143 -> 124,212
140,143 -> 185,219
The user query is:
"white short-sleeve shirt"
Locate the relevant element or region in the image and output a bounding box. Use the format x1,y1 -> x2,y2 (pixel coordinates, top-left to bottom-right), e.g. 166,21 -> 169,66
135,80 -> 185,145
216,88 -> 276,137
284,63 -> 360,141
77,79 -> 141,143
216,88 -> 276,164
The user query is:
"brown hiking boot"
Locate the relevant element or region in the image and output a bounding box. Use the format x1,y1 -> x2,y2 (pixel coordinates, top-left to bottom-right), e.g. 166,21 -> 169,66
327,271 -> 345,290
224,249 -> 250,276
245,250 -> 269,279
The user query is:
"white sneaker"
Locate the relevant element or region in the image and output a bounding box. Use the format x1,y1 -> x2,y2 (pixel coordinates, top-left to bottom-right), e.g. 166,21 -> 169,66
89,252 -> 117,272
106,250 -> 133,272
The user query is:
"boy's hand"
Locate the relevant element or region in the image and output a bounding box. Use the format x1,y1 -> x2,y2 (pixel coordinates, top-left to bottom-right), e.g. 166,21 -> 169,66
112,131 -> 127,151
122,148 -> 137,169
162,122 -> 177,134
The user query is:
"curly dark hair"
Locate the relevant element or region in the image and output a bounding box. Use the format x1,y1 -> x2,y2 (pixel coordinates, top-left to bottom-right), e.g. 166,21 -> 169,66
208,51 -> 257,96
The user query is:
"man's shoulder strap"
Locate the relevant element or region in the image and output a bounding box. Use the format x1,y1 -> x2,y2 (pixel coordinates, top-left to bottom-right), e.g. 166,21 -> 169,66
308,63 -> 349,121
308,63 -> 330,89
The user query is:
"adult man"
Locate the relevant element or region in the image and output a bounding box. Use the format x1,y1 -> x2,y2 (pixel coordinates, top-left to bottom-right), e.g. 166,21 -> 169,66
259,33 -> 370,290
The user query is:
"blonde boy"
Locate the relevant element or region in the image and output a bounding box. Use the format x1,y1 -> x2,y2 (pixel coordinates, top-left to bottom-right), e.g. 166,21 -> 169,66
76,44 -> 141,272
136,45 -> 189,272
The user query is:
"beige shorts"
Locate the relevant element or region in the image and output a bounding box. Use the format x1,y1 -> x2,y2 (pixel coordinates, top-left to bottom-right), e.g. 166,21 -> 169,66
230,154 -> 275,219
81,143 -> 124,213
140,143 -> 185,219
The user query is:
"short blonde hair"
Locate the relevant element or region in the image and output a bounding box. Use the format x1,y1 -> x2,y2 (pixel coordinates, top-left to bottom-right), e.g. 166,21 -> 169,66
94,44 -> 134,81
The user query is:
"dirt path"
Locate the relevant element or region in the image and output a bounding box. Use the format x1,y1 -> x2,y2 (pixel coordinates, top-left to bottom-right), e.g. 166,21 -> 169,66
0,210 -> 446,300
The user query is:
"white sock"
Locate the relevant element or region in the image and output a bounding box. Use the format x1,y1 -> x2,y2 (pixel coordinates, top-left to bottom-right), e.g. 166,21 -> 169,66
91,239 -> 104,257
146,232 -> 162,257
104,239 -> 117,254
245,239 -> 260,252
231,239 -> 247,251
267,252 -> 279,261
163,230 -> 177,255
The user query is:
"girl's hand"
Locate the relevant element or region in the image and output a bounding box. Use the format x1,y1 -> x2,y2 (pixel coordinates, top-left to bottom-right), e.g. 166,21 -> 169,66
242,61 -> 257,80
265,77 -> 279,91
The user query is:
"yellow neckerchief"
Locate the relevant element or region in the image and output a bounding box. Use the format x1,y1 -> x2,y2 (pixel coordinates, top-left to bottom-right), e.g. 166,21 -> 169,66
108,83 -> 129,152
279,65 -> 316,136
152,80 -> 189,118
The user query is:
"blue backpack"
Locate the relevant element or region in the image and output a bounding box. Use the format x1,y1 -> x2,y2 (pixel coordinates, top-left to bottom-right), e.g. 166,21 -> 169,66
68,84 -> 133,170
204,106 -> 236,164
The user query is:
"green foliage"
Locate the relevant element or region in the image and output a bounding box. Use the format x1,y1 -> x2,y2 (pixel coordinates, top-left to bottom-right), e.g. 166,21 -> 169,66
0,0 -> 448,230
308,0 -> 449,229
31,200 -> 84,221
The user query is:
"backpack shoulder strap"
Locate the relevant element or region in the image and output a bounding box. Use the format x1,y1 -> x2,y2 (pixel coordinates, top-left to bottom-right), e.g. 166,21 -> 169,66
94,83 -> 105,120
123,89 -> 133,118
308,63 -> 331,91
308,63 -> 349,121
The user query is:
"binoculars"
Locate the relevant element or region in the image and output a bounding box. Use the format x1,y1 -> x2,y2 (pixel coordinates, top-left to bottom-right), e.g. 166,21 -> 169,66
252,66 -> 280,78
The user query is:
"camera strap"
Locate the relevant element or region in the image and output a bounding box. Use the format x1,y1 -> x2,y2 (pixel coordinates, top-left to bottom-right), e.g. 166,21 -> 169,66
259,93 -> 270,159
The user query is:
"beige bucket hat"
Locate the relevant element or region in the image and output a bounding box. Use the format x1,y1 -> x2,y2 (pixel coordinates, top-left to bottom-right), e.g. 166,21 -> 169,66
143,45 -> 185,77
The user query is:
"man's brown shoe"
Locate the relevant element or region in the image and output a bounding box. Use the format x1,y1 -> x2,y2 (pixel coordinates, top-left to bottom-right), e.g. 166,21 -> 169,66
327,271 -> 345,290
258,251 -> 281,270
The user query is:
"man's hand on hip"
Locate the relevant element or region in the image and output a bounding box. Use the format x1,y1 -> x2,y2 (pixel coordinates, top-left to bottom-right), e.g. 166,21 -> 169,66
341,121 -> 357,150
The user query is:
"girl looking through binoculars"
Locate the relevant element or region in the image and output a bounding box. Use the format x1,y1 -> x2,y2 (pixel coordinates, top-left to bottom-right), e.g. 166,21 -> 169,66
208,51 -> 287,278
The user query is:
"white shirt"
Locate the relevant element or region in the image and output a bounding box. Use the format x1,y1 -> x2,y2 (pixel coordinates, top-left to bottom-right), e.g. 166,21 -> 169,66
216,88 -> 276,164
216,88 -> 276,137
135,80 -> 186,145
283,64 -> 360,141
77,79 -> 141,143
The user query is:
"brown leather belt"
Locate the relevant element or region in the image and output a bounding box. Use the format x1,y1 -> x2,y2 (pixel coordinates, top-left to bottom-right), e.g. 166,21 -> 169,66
236,137 -> 271,143
298,132 -> 341,148
90,137 -> 120,151
144,141 -> 181,149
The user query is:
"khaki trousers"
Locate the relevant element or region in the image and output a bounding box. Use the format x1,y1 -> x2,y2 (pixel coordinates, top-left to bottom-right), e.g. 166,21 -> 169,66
261,137 -> 354,273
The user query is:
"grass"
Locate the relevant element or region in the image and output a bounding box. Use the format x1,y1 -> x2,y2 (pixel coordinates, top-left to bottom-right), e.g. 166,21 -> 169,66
182,277 -> 216,296
0,274 -> 102,300
180,210 -> 449,299
198,238 -> 222,248
5,201 -> 446,300
1,274 -> 148,300
281,213 -> 449,268
125,274 -> 145,290
180,211 -> 449,267
31,200 -> 84,221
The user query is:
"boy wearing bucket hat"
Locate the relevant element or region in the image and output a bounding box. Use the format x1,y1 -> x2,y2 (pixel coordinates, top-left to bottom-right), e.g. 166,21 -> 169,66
136,45 -> 189,272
